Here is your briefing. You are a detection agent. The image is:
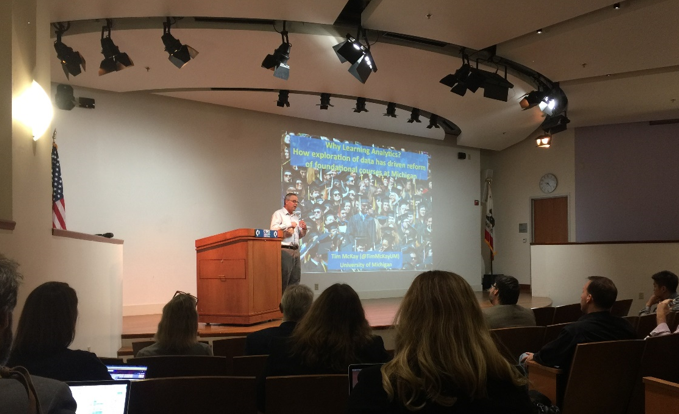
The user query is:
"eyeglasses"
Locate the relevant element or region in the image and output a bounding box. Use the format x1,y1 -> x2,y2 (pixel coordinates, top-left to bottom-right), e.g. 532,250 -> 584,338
174,290 -> 198,304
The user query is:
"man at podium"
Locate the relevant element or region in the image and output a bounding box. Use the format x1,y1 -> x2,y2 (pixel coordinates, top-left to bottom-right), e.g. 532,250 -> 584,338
271,193 -> 307,291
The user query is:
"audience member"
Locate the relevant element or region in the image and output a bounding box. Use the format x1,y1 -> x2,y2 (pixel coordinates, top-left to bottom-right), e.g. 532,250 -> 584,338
0,254 -> 77,414
639,270 -> 679,315
521,276 -> 636,372
647,298 -> 679,337
259,283 -> 389,411
483,275 -> 536,329
137,291 -> 212,357
8,282 -> 111,382
245,285 -> 314,355
347,271 -> 531,413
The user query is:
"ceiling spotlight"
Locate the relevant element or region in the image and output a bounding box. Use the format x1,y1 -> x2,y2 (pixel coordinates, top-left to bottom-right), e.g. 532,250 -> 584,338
519,90 -> 548,110
318,93 -> 333,110
53,23 -> 86,79
440,63 -> 472,96
540,113 -> 570,135
262,22 -> 291,80
614,3 -> 621,10
407,108 -> 421,123
99,19 -> 133,76
332,30 -> 377,84
441,58 -> 514,101
536,134 -> 552,148
537,29 -> 543,34
162,18 -> 198,69
384,102 -> 397,118
277,90 -> 290,107
427,114 -> 440,129
354,98 -> 368,113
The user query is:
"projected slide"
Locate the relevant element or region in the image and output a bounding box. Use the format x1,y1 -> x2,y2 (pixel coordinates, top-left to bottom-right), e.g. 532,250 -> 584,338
281,132 -> 433,273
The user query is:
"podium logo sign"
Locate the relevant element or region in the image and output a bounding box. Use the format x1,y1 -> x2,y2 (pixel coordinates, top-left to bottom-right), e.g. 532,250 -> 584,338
255,229 -> 279,238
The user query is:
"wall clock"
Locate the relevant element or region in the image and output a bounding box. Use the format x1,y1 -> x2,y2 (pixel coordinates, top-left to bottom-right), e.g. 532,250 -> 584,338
539,173 -> 558,194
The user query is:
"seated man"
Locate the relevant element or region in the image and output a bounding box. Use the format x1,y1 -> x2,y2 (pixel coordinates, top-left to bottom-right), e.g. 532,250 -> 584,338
483,275 -> 536,329
639,270 -> 679,315
0,253 -> 77,414
245,284 -> 314,355
647,298 -> 679,337
521,276 -> 637,372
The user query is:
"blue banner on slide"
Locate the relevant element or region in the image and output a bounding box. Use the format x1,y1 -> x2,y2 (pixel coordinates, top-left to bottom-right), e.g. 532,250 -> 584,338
289,135 -> 429,180
327,251 -> 403,271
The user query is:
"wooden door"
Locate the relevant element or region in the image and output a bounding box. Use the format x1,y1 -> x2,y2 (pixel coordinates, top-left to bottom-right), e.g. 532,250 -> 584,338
532,196 -> 568,243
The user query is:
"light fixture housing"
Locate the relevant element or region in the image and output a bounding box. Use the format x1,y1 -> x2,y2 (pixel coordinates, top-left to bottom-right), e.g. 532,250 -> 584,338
55,84 -> 76,111
13,81 -> 53,140
384,102 -> 397,118
427,114 -> 440,129
277,90 -> 290,107
520,90 -> 548,110
53,23 -> 86,79
407,108 -> 421,123
162,18 -> 198,69
262,22 -> 291,80
318,93 -> 333,110
332,31 -> 377,84
440,58 -> 513,101
540,113 -> 571,135
536,134 -> 552,148
99,20 -> 133,76
354,98 -> 368,113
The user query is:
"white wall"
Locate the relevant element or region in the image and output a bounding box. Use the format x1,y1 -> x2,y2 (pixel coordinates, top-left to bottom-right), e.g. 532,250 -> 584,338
52,87 -> 482,316
0,0 -> 123,358
531,243 -> 679,311
481,129 -> 576,284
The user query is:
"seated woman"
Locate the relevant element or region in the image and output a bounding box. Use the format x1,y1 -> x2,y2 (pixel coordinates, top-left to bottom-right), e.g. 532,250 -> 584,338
347,271 -> 532,414
259,283 -> 389,410
8,282 -> 111,382
137,291 -> 211,357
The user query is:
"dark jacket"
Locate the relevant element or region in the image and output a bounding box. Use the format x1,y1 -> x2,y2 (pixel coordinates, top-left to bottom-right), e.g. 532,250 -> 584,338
347,365 -> 532,414
0,374 -> 77,414
245,321 -> 297,355
8,348 -> 112,382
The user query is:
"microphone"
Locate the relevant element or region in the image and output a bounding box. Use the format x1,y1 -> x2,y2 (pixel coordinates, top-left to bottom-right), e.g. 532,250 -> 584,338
95,232 -> 114,238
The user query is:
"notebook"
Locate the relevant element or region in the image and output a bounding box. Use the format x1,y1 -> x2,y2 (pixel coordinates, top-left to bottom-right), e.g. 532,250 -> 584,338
67,380 -> 131,414
106,364 -> 148,381
348,363 -> 384,394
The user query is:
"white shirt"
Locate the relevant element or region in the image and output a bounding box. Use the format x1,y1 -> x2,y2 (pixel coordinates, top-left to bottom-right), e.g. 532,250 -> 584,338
270,208 -> 306,247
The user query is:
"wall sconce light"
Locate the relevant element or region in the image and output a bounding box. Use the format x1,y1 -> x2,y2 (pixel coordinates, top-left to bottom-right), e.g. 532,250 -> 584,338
13,81 -> 54,140
536,134 -> 552,148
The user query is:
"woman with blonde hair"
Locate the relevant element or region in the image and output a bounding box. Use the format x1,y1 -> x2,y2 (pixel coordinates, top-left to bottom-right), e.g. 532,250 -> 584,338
347,271 -> 531,413
137,291 -> 211,356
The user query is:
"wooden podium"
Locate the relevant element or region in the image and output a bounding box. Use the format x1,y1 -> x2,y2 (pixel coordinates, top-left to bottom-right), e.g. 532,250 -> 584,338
195,228 -> 283,325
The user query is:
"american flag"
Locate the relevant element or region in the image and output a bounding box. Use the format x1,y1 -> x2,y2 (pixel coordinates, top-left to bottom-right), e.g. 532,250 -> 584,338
52,142 -> 66,229
484,182 -> 495,256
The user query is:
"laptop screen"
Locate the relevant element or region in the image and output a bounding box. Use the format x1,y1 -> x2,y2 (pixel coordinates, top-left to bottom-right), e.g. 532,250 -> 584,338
106,365 -> 148,381
68,380 -> 130,414
347,363 -> 384,394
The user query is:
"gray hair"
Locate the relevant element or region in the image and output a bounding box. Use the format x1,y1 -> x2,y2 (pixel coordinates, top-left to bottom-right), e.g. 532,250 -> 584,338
281,284 -> 314,322
0,254 -> 22,315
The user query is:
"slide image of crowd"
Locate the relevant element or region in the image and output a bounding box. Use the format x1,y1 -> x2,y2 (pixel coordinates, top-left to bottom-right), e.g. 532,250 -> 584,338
281,132 -> 433,273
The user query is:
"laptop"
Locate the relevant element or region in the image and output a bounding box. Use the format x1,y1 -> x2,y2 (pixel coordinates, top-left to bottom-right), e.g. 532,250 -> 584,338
348,363 -> 384,394
67,380 -> 131,414
106,364 -> 148,381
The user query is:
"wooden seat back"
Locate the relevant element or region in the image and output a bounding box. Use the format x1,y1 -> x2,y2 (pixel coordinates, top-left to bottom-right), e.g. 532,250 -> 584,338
623,315 -> 639,330
552,303 -> 583,324
212,336 -> 247,374
532,306 -> 555,326
542,322 -> 572,346
132,340 -> 156,357
637,314 -> 658,338
232,355 -> 269,377
611,299 -> 634,317
129,355 -> 229,378
99,357 -> 124,365
490,326 -> 546,364
644,377 -> 679,414
265,374 -> 348,414
561,340 -> 645,414
627,333 -> 679,414
129,376 -> 256,414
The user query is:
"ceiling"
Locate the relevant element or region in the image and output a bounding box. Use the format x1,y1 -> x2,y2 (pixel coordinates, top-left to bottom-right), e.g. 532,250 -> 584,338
49,0 -> 679,151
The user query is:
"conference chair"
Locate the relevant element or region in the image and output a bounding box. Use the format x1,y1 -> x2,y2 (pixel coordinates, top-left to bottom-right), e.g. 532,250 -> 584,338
643,377 -> 679,414
490,326 -> 546,364
265,374 -> 348,414
532,306 -> 555,326
626,332 -> 679,414
212,336 -> 248,374
542,322 -> 572,346
129,355 -> 229,378
128,376 -> 257,414
232,355 -> 268,377
551,303 -> 583,324
611,298 -> 634,317
527,339 -> 644,414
